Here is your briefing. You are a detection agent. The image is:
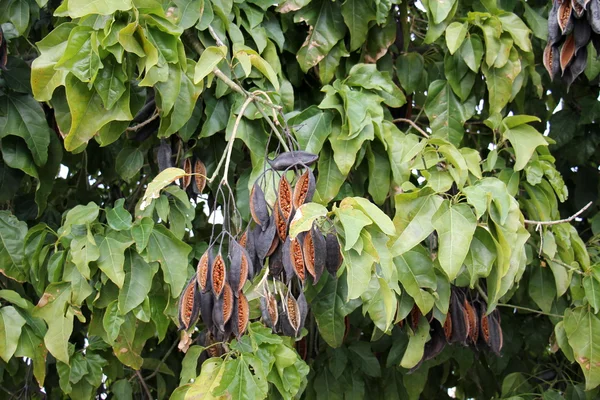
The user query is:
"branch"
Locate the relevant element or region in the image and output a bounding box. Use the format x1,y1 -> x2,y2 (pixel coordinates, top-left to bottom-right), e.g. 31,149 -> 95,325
136,370 -> 152,399
222,96 -> 254,186
476,283 -> 563,319
393,118 -> 430,138
144,340 -> 178,381
524,201 -> 593,226
126,112 -> 159,132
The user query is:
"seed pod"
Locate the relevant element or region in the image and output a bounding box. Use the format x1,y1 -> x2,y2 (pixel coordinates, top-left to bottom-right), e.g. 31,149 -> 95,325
256,218 -> 277,261
199,289 -> 214,330
281,237 -> 294,283
573,0 -> 585,17
574,19 -> 591,54
409,305 -> 421,331
548,1 -> 562,46
278,176 -> 293,221
266,234 -> 279,257
563,45 -> 588,88
487,310 -> 503,355
325,233 -> 343,276
178,277 -> 201,330
558,0 -> 574,34
463,299 -> 479,345
560,34 -> 576,72
443,311 -> 453,342
292,169 -> 316,208
543,44 -> 561,80
274,203 -> 289,241
296,337 -> 308,360
290,236 -> 306,285
193,159 -> 207,194
423,320 -> 446,361
239,231 -> 248,248
213,283 -> 233,332
303,225 -> 326,283
589,0 -> 600,34
297,291 -> 308,334
157,139 -> 172,172
449,290 -> 470,345
233,293 -> 249,338
260,292 -> 279,330
228,240 -> 251,294
182,158 -> 192,189
196,249 -> 213,293
211,254 -> 226,297
269,243 -> 284,276
285,293 -> 301,336
250,183 -> 270,228
267,151 -> 319,171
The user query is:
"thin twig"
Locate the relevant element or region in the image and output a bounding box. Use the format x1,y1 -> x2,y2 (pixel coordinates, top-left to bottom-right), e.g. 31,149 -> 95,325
136,370 -> 152,399
255,104 -> 290,152
144,340 -> 179,381
126,112 -> 159,132
207,25 -> 225,47
548,258 -> 585,275
393,117 -> 430,138
524,201 -> 593,226
496,303 -> 564,319
222,97 -> 254,186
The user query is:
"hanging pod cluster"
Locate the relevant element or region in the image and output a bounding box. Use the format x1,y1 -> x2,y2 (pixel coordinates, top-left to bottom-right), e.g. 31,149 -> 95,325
545,0 -> 600,87
181,156 -> 207,196
402,286 -> 503,370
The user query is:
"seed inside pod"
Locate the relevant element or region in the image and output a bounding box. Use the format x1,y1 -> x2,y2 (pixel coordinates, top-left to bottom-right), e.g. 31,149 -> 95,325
196,249 -> 212,292
266,234 -> 279,257
250,183 -> 270,227
178,277 -> 200,330
443,311 -> 453,341
560,34 -> 576,72
303,225 -> 326,283
463,299 -> 479,345
290,236 -> 306,284
286,294 -> 301,334
239,231 -> 248,248
292,169 -> 315,209
487,310 -> 503,355
274,203 -> 288,241
543,44 -> 560,81
572,0 -> 584,17
558,0 -> 574,34
278,176 -> 293,221
182,158 -> 192,189
222,283 -> 234,324
212,254 -> 226,297
260,291 -> 279,329
449,291 -> 470,345
193,159 -> 207,193
409,305 -> 421,331
234,293 -> 249,338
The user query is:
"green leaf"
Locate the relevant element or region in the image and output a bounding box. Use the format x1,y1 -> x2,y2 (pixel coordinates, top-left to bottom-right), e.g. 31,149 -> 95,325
314,143 -> 346,205
502,123 -> 547,171
400,315 -> 429,369
429,0 -> 457,24
107,199 -> 133,231
103,300 -> 125,343
296,0 -> 347,72
345,197 -> 396,236
528,266 -> 557,314
184,357 -> 227,399
112,380 -> 133,400
31,23 -> 73,101
147,225 -> 192,297
35,128 -> 63,216
481,50 -> 521,115
498,13 -> 532,52
311,274 -> 355,347
0,210 -> 28,281
33,282 -> 73,364
118,251 -> 155,315
336,206 -> 372,251
116,147 -> 144,181
432,201 -> 477,281
564,307 -> 600,390
464,227 -> 497,287
94,57 -> 127,110
248,53 -> 280,90
289,203 -> 328,238
70,233 -> 99,279
344,248 -> 375,300
67,0 -> 133,18
1,136 -> 39,179
64,75 -> 132,151
7,0 -> 30,36
458,34 -> 484,73
158,68 -> 203,138
289,106 -> 333,155
318,40 -> 349,84
179,345 -> 203,385
174,0 -> 203,29
424,80 -> 470,145
391,190 -> 444,257
445,22 -> 468,54
394,247 -> 436,314
348,342 -> 381,377
0,306 -> 26,362
213,355 -> 269,400
194,46 -> 227,84
55,26 -> 102,84
140,168 -> 187,210
0,93 -> 50,166
367,142 -> 391,206
395,53 -> 425,94
132,217 -> 154,252
583,276 -> 600,314
341,0 -> 376,52
96,236 -> 133,288
522,2 -> 547,41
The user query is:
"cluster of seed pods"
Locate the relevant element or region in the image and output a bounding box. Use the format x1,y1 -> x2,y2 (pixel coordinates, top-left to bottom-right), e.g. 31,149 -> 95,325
545,0 -> 600,87
403,287 -> 503,370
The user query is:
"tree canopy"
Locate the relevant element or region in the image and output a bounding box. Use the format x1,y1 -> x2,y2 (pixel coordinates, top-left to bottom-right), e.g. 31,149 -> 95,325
0,0 -> 599,399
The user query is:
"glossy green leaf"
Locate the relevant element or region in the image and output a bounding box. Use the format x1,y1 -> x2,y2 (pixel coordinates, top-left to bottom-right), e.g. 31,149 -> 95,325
0,306 -> 26,362
67,0 -> 133,18
424,80 -> 470,145
289,203 -> 328,238
583,276 -> 600,314
445,22 -> 468,54
564,307 -> 600,390
394,247 -> 436,314
289,106 -> 333,155
314,143 -> 346,205
118,250 -> 155,315
400,315 -> 429,369
96,236 -> 133,288
33,282 -> 73,364
147,225 -> 192,297
341,0 -> 376,52
55,26 -> 102,83
116,147 -> 144,181
336,206 -> 372,251
213,355 -> 268,400
103,300 -> 125,343
0,210 -> 28,282
140,167 -> 186,210
344,248 -> 375,300
395,53 -> 425,94
529,266 -> 557,313
106,199 -> 133,231
498,13 -> 532,52
502,123 -> 547,171
194,46 -> 227,84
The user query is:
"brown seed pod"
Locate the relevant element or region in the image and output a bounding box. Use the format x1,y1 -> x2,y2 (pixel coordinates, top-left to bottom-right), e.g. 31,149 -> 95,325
558,0 -> 574,34
325,233 -> 343,277
269,243 -> 284,276
266,234 -> 279,257
193,159 -> 207,193
233,293 -> 249,338
409,305 -> 421,331
274,202 -> 288,241
563,45 -> 588,88
196,249 -> 212,293
157,139 -> 172,172
228,240 -> 251,294
443,311 -> 453,341
250,183 -> 270,227
543,44 -> 561,81
286,294 -> 301,335
572,0 -> 585,17
548,1 -> 562,46
178,277 -> 200,330
292,169 -> 316,209
303,225 -> 326,284
463,299 -> 479,345
267,151 -> 319,171
199,289 -> 214,330
218,283 -> 234,331
239,231 -> 248,248
260,292 -> 279,330
281,237 -> 294,283
574,19 -> 591,54
449,290 -> 470,345
296,337 -> 308,360
211,254 -> 226,297
290,236 -> 306,284
423,320 -> 446,362
182,158 -> 192,189
256,217 -> 277,260
560,34 -> 576,72
590,0 -> 600,34
278,176 -> 293,221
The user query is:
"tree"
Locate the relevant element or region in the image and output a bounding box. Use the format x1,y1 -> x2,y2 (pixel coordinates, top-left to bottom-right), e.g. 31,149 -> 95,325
0,0 -> 599,398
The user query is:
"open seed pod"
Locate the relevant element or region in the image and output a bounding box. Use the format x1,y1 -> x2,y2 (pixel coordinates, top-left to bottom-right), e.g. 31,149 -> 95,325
199,289 -> 214,331
449,290 -> 470,345
560,34 -> 576,72
463,298 -> 479,345
233,293 -> 250,338
193,159 -> 207,194
574,18 -> 591,53
409,305 -> 421,331
325,233 -> 343,276
558,0 -> 575,34
178,277 -> 201,330
213,282 -> 234,332
284,293 -> 302,337
274,202 -> 289,241
267,151 -> 319,171
573,0 -> 586,17
589,0 -> 600,34
182,158 -> 192,189
563,45 -> 588,88
292,169 -> 315,209
303,224 -> 326,284
211,254 -> 227,298
443,311 -> 453,342
484,309 -> 504,356
543,44 -> 561,80
196,248 -> 213,293
278,176 -> 294,222
250,183 -> 270,228
260,291 -> 279,331
239,230 -> 248,248
228,240 -> 251,295
290,235 -> 306,285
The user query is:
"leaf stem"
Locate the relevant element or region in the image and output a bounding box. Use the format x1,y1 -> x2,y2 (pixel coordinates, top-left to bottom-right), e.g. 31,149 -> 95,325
392,118 -> 430,138
136,370 -> 152,399
126,112 -> 159,132
496,303 -> 564,319
144,339 -> 178,381
524,201 -> 592,226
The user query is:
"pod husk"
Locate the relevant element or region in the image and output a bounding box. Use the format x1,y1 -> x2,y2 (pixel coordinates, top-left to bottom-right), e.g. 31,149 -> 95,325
443,311 -> 453,342
267,151 -> 319,171
193,159 -> 207,193
157,140 -> 172,172
196,249 -> 213,293
278,176 -> 293,221
449,290 -> 470,345
282,237 -> 294,283
211,254 -> 226,298
199,289 -> 214,330
303,225 -> 326,284
463,298 -> 479,345
260,292 -> 279,331
256,217 -> 277,260
543,44 -> 561,80
250,183 -> 270,228
325,233 -> 343,277
213,282 -> 234,332
274,202 -> 289,241
292,169 -> 315,208
548,1 -> 562,46
182,158 -> 192,189
269,242 -> 284,276
563,45 -> 588,88
486,309 -> 503,355
290,236 -> 306,284
589,0 -> 600,34
228,240 -> 251,294
285,294 -> 301,336
558,0 -> 574,34
178,277 -> 201,330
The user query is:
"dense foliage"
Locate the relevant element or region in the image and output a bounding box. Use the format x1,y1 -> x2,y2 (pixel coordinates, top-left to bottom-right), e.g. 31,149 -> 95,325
0,0 -> 599,398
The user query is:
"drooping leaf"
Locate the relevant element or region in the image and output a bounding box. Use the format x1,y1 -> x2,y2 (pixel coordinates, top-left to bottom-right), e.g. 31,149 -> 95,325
564,307 -> 600,390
